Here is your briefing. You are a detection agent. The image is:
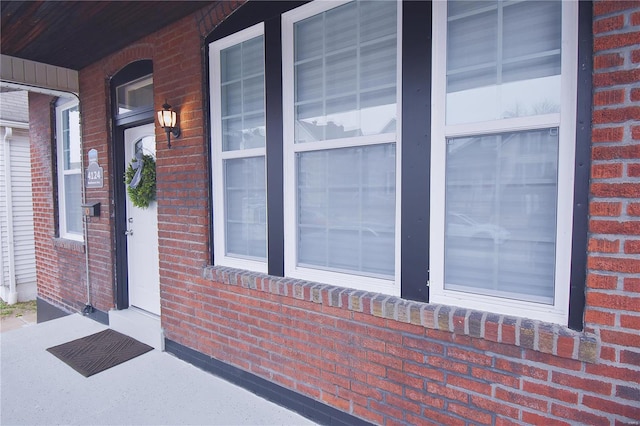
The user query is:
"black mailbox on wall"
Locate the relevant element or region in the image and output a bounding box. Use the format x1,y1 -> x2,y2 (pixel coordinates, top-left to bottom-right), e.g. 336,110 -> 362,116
82,202 -> 100,217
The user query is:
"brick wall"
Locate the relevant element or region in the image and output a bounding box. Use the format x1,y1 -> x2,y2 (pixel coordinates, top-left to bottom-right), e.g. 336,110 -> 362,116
163,2 -> 640,425
585,1 -> 640,420
29,93 -> 87,312
30,0 -> 640,424
73,2 -> 246,314
30,2 -> 246,315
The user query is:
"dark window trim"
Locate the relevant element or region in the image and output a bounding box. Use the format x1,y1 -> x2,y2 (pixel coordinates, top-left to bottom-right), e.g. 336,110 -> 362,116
202,43 -> 216,268
115,106 -> 155,126
568,0 -> 593,331
264,17 -> 285,277
400,0 -> 432,303
50,97 -> 61,238
110,60 -> 154,310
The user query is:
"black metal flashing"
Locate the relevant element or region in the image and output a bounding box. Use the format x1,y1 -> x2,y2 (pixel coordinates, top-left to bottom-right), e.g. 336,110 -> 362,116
400,0 -> 432,303
165,339 -> 373,426
568,0 -> 593,332
265,17 -> 285,277
36,297 -> 70,323
36,298 -> 110,327
84,306 -> 109,325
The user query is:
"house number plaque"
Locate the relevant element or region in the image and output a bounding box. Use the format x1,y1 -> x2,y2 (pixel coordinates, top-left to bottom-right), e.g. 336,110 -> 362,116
86,149 -> 104,188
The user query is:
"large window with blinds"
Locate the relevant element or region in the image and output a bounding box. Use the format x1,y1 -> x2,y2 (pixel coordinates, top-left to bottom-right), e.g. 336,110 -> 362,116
210,24 -> 268,273
56,98 -> 83,241
208,0 -> 587,326
429,0 -> 578,323
282,0 -> 401,294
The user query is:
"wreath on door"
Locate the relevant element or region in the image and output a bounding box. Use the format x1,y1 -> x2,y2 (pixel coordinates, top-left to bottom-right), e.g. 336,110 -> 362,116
124,153 -> 156,208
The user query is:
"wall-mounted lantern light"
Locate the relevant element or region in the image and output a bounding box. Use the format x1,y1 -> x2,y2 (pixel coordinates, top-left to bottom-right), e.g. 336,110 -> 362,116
157,101 -> 180,148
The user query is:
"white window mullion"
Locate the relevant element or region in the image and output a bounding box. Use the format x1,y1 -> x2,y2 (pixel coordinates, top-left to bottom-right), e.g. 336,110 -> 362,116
293,133 -> 396,153
444,113 -> 561,139
220,147 -> 265,160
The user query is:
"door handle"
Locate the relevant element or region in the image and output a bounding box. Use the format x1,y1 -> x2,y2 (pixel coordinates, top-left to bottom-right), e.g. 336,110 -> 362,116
124,229 -> 133,236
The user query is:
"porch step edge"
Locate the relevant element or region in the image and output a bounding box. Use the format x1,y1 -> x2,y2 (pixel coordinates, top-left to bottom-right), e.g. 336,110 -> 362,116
108,308 -> 164,351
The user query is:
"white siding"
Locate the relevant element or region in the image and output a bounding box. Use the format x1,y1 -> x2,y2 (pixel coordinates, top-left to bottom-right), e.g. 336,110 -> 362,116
0,126 -> 36,302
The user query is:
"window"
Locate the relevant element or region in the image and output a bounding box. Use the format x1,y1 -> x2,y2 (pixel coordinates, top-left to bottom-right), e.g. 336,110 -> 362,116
56,98 -> 83,241
282,0 -> 401,294
116,75 -> 153,115
207,0 -> 587,326
210,24 -> 267,272
429,0 -> 578,323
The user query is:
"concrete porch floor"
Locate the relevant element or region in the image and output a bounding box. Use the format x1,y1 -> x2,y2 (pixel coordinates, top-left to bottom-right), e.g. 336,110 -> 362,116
0,311 -> 37,333
0,314 -> 316,425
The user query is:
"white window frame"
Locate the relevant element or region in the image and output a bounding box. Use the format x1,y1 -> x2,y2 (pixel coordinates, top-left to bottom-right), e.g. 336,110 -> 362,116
210,23 -> 268,273
56,98 -> 83,242
282,0 -> 403,296
429,0 -> 579,324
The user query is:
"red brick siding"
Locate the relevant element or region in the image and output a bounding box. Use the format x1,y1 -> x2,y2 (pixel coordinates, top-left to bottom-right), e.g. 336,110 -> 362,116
589,0 -> 640,337
28,93 -> 87,312
31,0 -> 640,425
162,267 -> 639,425
170,2 -> 640,424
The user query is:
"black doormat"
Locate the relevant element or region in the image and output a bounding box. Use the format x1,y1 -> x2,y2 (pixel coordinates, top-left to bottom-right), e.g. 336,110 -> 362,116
47,329 -> 153,377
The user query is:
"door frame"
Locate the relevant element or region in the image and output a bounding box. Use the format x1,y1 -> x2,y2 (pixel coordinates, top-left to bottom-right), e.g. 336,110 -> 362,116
110,60 -> 154,310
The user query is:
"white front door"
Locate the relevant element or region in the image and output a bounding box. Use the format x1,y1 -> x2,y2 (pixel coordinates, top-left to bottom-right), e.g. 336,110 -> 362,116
124,124 -> 160,315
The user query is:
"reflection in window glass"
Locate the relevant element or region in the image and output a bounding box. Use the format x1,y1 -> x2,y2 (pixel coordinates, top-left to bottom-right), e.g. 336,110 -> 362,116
444,128 -> 558,304
63,106 -> 81,170
225,157 -> 267,259
446,1 -> 562,124
294,1 -> 397,143
64,174 -> 82,234
297,144 -> 396,278
116,76 -> 153,114
220,36 -> 265,151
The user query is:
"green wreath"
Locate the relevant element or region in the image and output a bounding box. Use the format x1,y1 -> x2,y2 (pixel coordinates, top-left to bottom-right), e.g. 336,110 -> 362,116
124,154 -> 156,208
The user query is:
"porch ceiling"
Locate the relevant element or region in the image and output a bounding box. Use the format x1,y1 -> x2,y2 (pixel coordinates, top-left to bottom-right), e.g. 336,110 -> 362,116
1,1 -> 212,71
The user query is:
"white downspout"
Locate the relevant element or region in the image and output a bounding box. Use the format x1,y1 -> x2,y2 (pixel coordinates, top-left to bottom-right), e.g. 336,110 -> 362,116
76,100 -> 93,313
0,128 -> 6,295
3,127 -> 18,304
56,93 -> 93,312
59,93 -> 93,312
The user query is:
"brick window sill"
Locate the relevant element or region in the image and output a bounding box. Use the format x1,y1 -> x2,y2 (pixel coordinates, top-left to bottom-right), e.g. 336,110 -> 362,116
203,265 -> 599,364
52,237 -> 85,253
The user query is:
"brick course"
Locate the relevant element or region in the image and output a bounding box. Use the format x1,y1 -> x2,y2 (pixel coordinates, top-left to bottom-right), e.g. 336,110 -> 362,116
28,1 -> 640,425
